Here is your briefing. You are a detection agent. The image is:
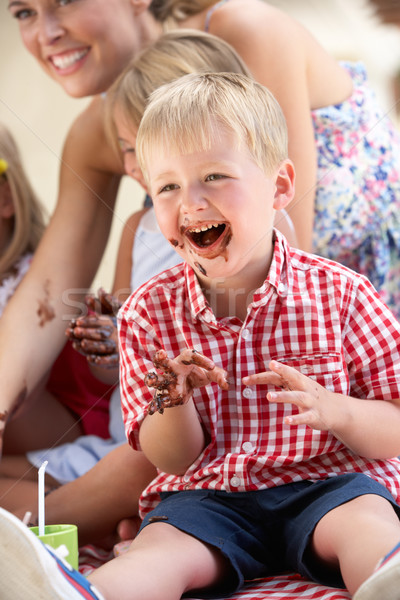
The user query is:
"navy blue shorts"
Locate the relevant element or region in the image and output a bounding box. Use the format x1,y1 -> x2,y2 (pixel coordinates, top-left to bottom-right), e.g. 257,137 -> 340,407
140,474 -> 400,598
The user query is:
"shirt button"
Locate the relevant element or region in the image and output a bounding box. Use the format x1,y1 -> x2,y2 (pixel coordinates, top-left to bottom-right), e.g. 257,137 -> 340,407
183,475 -> 190,483
243,387 -> 253,399
203,312 -> 213,323
241,328 -> 250,339
230,475 -> 241,488
242,441 -> 254,453
278,282 -> 285,293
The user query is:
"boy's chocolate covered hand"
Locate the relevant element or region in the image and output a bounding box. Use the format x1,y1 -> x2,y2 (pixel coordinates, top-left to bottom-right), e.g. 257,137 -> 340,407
145,349 -> 229,415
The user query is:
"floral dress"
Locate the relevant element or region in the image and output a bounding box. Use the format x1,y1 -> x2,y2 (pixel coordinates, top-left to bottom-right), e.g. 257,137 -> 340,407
312,62 -> 400,319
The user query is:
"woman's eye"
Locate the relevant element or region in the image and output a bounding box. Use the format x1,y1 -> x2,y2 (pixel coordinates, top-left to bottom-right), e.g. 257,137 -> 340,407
12,8 -> 34,20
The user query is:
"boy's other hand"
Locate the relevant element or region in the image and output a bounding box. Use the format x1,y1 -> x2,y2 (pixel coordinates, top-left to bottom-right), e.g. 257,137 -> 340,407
243,360 -> 338,431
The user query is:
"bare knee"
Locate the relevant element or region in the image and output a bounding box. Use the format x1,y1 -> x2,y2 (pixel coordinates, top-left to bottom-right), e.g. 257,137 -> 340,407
129,522 -> 229,593
311,494 -> 399,568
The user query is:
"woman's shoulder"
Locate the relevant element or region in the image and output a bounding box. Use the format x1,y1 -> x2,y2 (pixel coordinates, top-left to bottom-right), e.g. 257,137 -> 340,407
206,0 -> 301,41
65,96 -> 124,175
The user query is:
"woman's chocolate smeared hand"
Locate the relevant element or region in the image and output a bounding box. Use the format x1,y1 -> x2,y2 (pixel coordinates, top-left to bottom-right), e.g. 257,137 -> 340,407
144,349 -> 229,415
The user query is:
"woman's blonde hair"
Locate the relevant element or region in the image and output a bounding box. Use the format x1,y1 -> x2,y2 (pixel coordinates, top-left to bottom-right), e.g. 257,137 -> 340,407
136,72 -> 288,182
105,29 -> 251,155
0,123 -> 46,276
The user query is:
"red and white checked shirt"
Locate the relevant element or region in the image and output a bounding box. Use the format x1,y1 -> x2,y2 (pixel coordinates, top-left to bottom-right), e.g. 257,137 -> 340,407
119,231 -> 400,517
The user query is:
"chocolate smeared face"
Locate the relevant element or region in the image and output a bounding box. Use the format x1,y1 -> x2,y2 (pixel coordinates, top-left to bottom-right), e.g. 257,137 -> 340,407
194,262 -> 207,276
147,128 -> 281,287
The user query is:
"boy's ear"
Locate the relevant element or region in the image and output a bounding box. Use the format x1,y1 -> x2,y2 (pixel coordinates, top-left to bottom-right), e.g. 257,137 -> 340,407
0,181 -> 15,219
273,160 -> 295,210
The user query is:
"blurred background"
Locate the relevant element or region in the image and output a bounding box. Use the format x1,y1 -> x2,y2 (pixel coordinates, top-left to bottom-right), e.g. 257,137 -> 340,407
1,0 -> 399,289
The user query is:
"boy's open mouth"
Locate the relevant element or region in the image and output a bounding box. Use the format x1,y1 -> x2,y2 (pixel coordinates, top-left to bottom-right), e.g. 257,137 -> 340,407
186,223 -> 227,249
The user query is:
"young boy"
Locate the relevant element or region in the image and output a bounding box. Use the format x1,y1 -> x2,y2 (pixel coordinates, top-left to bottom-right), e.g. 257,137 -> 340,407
2,72 -> 400,600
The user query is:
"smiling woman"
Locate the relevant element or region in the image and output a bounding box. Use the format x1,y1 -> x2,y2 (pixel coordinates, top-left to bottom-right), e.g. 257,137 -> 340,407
7,0 -> 155,98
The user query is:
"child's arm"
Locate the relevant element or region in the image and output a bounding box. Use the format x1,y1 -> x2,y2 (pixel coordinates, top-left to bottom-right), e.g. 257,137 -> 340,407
66,289 -> 121,384
111,208 -> 149,302
139,349 -> 228,475
66,208 -> 149,384
243,360 -> 400,460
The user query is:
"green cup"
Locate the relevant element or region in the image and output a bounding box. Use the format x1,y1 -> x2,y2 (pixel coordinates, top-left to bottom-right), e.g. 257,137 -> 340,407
30,524 -> 78,570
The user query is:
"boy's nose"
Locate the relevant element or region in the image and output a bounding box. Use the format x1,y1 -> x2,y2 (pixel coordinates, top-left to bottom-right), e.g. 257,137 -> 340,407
182,187 -> 209,212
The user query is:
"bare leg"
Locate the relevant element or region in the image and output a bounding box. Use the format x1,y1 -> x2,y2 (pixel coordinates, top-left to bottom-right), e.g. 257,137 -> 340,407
12,444 -> 156,546
311,494 -> 400,595
3,384 -> 83,454
89,522 -> 230,600
0,455 -> 59,512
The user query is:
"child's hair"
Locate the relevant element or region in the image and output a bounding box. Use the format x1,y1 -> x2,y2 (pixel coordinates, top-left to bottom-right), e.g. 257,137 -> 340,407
136,72 -> 288,182
0,123 -> 46,276
105,30 -> 252,153
149,0 -> 214,25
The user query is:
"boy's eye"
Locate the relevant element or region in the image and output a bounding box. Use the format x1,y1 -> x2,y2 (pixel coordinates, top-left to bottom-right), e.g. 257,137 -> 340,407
206,174 -> 224,182
160,184 -> 178,193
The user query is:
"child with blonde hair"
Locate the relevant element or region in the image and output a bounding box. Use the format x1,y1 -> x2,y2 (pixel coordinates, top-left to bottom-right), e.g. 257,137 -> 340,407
71,29 -> 297,366
2,72 -> 400,600
0,124 -> 45,313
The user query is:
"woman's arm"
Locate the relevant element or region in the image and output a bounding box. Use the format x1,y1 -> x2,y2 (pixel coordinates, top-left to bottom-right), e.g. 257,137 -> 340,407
0,98 -> 123,450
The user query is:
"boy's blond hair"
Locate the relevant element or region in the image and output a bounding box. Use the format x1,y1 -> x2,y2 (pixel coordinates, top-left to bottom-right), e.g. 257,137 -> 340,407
136,72 -> 288,182
105,30 -> 251,154
0,123 -> 46,276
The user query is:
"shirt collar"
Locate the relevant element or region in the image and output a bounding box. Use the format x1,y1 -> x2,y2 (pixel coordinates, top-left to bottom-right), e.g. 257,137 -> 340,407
253,229 -> 290,304
185,263 -> 212,321
184,229 -> 291,320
